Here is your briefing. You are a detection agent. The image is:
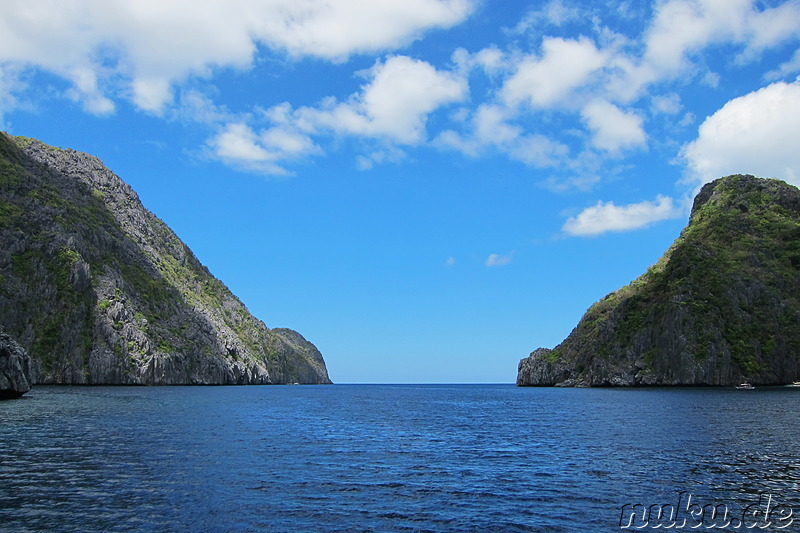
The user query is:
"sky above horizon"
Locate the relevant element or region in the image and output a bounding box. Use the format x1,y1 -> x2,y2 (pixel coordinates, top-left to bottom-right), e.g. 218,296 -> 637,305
2,0 -> 800,382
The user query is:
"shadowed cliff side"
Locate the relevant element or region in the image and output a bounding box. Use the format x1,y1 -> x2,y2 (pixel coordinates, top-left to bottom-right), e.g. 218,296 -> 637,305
0,331 -> 32,398
0,133 -> 331,385
518,175 -> 800,387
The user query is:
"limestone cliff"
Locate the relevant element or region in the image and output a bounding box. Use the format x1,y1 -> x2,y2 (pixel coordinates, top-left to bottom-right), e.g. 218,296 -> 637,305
0,331 -> 32,398
0,133 -> 331,385
518,175 -> 800,387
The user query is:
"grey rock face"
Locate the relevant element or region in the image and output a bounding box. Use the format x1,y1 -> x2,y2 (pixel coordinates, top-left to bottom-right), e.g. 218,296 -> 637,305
518,175 -> 800,387
0,133 -> 331,385
0,332 -> 32,398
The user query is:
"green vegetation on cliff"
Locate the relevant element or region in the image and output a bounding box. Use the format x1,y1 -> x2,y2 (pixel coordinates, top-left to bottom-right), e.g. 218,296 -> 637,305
0,133 -> 331,385
518,175 -> 800,387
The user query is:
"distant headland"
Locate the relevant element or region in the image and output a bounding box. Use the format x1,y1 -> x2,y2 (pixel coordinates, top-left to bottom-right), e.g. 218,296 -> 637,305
518,174 -> 800,387
0,133 -> 331,389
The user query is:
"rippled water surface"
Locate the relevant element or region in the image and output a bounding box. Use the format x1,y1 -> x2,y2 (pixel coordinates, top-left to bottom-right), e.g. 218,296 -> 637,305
2,385 -> 799,532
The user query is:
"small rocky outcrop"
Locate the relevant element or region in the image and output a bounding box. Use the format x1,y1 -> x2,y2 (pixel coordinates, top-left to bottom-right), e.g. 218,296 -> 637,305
0,133 -> 331,385
0,332 -> 32,398
518,175 -> 800,387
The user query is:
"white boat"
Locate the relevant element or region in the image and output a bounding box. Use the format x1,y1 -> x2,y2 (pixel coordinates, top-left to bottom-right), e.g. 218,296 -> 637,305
735,383 -> 755,390
786,382 -> 800,387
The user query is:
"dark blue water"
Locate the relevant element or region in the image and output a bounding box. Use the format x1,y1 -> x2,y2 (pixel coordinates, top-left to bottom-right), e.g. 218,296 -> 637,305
1,385 -> 799,532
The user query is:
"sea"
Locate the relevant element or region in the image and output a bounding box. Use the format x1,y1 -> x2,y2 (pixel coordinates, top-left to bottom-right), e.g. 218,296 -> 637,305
1,384 -> 799,532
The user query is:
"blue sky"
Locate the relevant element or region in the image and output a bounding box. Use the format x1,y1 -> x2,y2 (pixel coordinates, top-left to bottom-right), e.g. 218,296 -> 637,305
2,0 -> 800,383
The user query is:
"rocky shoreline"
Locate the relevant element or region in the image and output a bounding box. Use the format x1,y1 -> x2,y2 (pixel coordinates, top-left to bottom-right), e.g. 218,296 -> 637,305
0,332 -> 32,399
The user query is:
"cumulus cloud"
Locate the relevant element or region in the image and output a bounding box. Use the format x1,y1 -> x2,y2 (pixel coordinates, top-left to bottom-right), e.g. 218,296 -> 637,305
256,0 -> 474,59
0,0 -> 474,114
436,104 -> 519,156
207,56 -> 465,173
742,0 -> 800,56
436,103 -> 571,169
642,0 -> 748,76
4,0 -> 799,185
563,195 -> 683,237
472,47 -> 506,74
475,105 -> 523,143
207,122 -> 319,175
682,81 -> 800,186
607,0 -> 800,101
297,56 -> 467,144
451,46 -> 506,76
501,37 -> 609,109
63,66 -> 115,115
581,99 -> 646,154
485,253 -> 513,267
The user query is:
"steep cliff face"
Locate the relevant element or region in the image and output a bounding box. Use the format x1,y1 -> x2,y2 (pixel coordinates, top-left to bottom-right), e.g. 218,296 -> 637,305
518,175 -> 800,387
0,133 -> 331,385
0,332 -> 32,398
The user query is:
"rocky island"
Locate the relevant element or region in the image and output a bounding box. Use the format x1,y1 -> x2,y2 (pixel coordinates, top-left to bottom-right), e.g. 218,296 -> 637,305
0,133 -> 331,386
518,174 -> 800,387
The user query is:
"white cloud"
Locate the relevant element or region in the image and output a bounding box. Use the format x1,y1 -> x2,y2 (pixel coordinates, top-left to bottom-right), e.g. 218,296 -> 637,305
131,78 -> 174,113
581,99 -> 646,153
174,90 -> 233,124
682,81 -> 800,186
255,0 -> 474,60
473,46 -> 506,74
210,123 -> 272,166
508,135 -> 570,168
501,37 -> 609,109
651,93 -> 682,115
485,253 -> 513,267
207,56 -> 465,173
608,0 -> 800,101
642,0 -> 748,76
0,0 -> 474,114
508,0 -> 582,34
473,105 -> 521,146
295,56 -> 467,145
207,122 -> 318,175
436,104 -> 570,169
436,104 -> 520,156
541,0 -> 582,26
451,46 -> 506,76
355,146 -> 407,170
0,65 -> 25,127
679,112 -> 696,127
4,0 -> 799,184
701,71 -> 721,88
63,66 -> 115,115
743,1 -> 800,56
765,49 -> 800,81
539,172 -> 602,193
563,195 -> 683,237
435,130 -> 478,157
198,1 -> 798,181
